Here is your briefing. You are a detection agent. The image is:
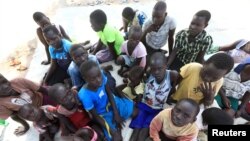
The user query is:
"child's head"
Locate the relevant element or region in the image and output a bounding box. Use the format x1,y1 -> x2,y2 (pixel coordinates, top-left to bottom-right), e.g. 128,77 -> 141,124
33,12 -> 50,27
18,104 -> 42,122
202,107 -> 234,125
90,9 -> 107,32
149,52 -> 167,83
70,44 -> 89,66
128,25 -> 142,41
128,66 -> 144,87
189,10 -> 211,36
234,58 -> 250,81
42,25 -> 62,49
152,1 -> 167,26
80,60 -> 102,90
171,98 -> 200,127
0,74 -> 15,97
122,7 -> 135,22
48,83 -> 77,110
200,53 -> 234,82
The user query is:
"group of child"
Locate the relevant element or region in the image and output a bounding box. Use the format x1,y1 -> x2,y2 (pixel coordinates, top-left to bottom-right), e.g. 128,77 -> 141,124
1,0 -> 250,141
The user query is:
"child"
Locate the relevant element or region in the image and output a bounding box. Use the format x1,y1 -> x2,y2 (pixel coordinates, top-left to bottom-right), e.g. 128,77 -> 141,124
215,58 -> 250,118
120,7 -> 147,35
116,25 -> 147,76
171,53 -> 234,106
90,9 -> 124,63
116,66 -> 145,102
148,98 -> 200,141
167,10 -> 213,71
0,74 -> 55,136
129,52 -> 179,141
72,127 -> 98,141
78,60 -> 138,141
18,104 -> 59,141
33,12 -> 71,65
141,1 -> 176,55
42,25 -> 72,86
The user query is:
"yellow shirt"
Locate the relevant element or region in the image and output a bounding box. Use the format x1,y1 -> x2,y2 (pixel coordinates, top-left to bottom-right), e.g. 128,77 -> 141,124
122,82 -> 145,100
172,63 -> 223,103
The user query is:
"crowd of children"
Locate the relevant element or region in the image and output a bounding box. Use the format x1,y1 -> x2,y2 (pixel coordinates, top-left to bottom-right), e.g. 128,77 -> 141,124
1,1 -> 250,141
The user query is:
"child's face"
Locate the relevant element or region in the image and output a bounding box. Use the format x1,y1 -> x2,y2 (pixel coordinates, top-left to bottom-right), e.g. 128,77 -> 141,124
242,42 -> 250,54
85,66 -> 102,89
150,59 -> 167,83
36,17 -> 50,28
200,63 -> 228,82
20,106 -> 42,122
44,31 -> 61,49
241,65 -> 250,81
59,90 -> 77,110
90,19 -> 103,32
188,16 -> 207,36
128,74 -> 141,87
128,31 -> 141,42
72,48 -> 88,66
171,101 -> 197,127
0,75 -> 15,97
152,10 -> 165,26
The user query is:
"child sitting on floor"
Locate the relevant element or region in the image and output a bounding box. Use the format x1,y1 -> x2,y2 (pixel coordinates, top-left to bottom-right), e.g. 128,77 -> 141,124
116,25 -> 147,77
148,98 -> 200,141
116,66 -> 145,102
18,104 -> 60,141
33,11 -> 71,65
42,25 -> 72,86
129,52 -> 179,141
78,60 -> 138,141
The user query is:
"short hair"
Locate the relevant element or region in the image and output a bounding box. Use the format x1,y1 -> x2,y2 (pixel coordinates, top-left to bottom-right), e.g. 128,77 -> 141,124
90,9 -> 107,25
69,44 -> 87,56
18,104 -> 34,117
33,11 -> 46,22
122,7 -> 134,20
128,25 -> 142,36
177,98 -> 200,116
80,60 -> 99,78
202,108 -> 234,125
205,53 -> 234,73
129,66 -> 144,79
195,10 -> 211,23
150,52 -> 167,64
154,1 -> 167,11
48,83 -> 67,102
42,25 -> 60,36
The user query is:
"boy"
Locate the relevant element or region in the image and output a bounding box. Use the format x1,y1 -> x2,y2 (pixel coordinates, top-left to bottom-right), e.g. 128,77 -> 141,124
171,53 -> 234,106
167,10 -> 213,71
78,60 -> 138,141
129,52 -> 179,141
141,1 -> 176,55
90,9 -> 124,63
148,98 -> 200,141
0,74 -> 55,136
42,25 -> 72,86
33,12 -> 71,65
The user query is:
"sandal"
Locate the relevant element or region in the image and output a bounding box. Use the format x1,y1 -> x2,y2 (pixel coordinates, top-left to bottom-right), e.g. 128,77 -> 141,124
17,65 -> 28,71
9,59 -> 21,66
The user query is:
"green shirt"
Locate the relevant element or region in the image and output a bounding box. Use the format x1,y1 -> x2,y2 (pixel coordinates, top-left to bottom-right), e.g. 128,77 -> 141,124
97,24 -> 124,55
175,29 -> 213,64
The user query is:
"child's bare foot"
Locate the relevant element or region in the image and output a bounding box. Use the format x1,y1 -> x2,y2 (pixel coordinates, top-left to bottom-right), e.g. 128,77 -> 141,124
41,60 -> 50,65
118,67 -> 124,76
103,64 -> 113,72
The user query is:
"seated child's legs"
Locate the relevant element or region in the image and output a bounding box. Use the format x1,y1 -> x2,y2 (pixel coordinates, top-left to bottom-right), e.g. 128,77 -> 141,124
215,95 -> 239,111
96,49 -> 114,63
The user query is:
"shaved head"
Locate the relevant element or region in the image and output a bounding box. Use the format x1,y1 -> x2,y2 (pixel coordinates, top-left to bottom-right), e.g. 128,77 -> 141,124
154,1 -> 167,12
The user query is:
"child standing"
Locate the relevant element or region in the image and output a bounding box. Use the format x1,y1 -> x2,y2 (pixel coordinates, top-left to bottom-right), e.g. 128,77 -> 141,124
33,12 -> 71,65
42,25 -> 72,86
129,52 -> 179,141
90,9 -> 124,63
78,60 -> 138,141
148,98 -> 200,141
171,53 -> 234,106
167,10 -> 213,71
116,25 -> 147,76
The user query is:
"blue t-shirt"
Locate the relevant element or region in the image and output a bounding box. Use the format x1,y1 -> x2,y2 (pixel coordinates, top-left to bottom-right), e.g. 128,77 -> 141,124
49,39 -> 72,70
78,73 -> 109,114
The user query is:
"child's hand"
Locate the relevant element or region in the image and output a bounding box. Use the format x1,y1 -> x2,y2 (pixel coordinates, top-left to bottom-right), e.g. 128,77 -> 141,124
147,24 -> 160,33
14,126 -> 29,136
199,82 -> 216,106
222,96 -> 231,108
113,113 -> 124,129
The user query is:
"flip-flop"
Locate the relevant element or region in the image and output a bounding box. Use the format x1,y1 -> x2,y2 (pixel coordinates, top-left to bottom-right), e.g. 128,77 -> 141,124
17,65 -> 28,71
9,59 -> 21,66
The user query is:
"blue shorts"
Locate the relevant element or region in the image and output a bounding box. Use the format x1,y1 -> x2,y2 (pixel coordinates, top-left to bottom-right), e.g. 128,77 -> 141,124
122,55 -> 135,67
129,102 -> 162,129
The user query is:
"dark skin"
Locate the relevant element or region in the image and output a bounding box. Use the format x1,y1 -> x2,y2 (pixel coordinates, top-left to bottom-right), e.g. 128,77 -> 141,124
73,128 -> 95,141
90,19 -> 118,59
120,12 -> 136,32
167,16 -> 208,68
219,40 -> 250,54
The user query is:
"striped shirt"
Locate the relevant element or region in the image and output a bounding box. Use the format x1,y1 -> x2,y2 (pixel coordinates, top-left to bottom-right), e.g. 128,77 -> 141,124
175,29 -> 213,64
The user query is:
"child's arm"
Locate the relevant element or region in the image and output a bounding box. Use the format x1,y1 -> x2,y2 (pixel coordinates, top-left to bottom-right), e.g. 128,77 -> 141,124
37,28 -> 50,63
133,58 -> 143,66
236,92 -> 250,117
57,113 -> 77,134
40,131 -> 53,141
218,40 -> 242,52
43,59 -> 57,84
122,18 -> 129,32
107,42 -> 118,59
92,39 -> 103,55
116,84 -> 127,97
59,25 -> 72,42
168,28 -> 176,54
196,49 -> 207,64
11,112 -> 30,135
200,82 -> 216,106
166,48 -> 178,68
149,111 -> 164,141
218,88 -> 231,108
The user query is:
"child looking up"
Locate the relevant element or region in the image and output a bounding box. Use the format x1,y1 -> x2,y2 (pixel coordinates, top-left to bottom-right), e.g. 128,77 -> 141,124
148,98 -> 200,141
33,12 -> 71,65
90,9 -> 124,63
171,53 -> 234,106
42,25 -> 72,86
116,25 -> 147,76
129,52 -> 179,141
78,60 -> 138,141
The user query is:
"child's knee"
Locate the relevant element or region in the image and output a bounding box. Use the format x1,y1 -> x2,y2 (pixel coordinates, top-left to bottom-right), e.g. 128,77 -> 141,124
116,56 -> 124,65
